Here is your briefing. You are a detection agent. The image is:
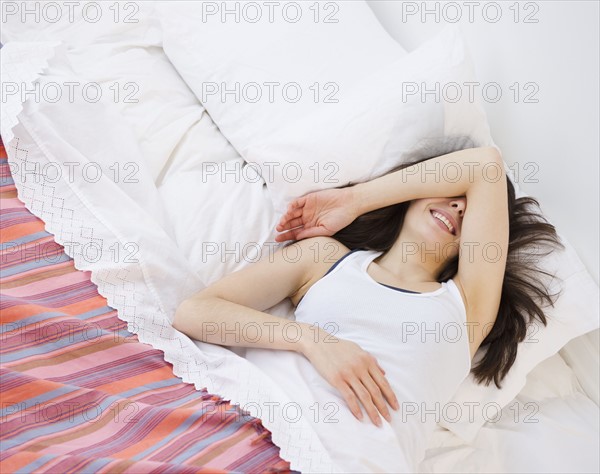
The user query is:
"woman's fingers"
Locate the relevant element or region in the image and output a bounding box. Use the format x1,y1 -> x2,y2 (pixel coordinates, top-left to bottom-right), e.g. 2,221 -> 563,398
348,376 -> 382,427
276,225 -> 331,242
336,380 -> 364,422
368,364 -> 399,411
276,206 -> 304,231
285,197 -> 305,216
284,216 -> 305,231
361,374 -> 392,423
274,226 -> 303,242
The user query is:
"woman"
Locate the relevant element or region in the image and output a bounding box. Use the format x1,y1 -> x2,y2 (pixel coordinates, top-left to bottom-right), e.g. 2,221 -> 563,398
173,146 -> 562,471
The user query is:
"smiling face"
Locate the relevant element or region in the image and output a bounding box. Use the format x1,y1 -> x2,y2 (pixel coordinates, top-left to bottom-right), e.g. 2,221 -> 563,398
401,196 -> 466,261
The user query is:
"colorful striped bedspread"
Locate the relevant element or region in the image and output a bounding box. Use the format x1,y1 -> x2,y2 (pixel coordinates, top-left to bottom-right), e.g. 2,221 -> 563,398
0,138 -> 297,474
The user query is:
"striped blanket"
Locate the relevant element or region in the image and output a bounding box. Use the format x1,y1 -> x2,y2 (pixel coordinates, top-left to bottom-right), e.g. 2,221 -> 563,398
0,138 -> 297,474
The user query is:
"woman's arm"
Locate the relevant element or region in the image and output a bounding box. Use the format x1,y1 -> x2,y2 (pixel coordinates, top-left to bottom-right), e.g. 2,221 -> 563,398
275,146 -> 509,353
174,236 -> 399,425
174,238 -> 321,352
351,146 -> 502,213
275,147 -> 503,242
353,146 -> 509,352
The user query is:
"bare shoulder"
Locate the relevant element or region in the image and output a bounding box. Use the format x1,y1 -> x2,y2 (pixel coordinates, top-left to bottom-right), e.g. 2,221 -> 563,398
288,236 -> 351,307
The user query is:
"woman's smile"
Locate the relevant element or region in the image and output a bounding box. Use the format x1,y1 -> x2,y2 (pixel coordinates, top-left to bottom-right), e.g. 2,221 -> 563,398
430,209 -> 457,235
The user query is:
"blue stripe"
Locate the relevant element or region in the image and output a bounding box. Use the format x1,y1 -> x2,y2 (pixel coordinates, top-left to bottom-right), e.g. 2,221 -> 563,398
134,409 -> 241,462
17,454 -> 57,473
1,392 -> 127,451
0,386 -> 78,420
0,306 -> 114,336
1,328 -> 114,363
0,230 -> 53,248
119,378 -> 182,399
77,457 -> 115,472
50,355 -> 158,387
1,253 -> 72,277
163,390 -> 207,410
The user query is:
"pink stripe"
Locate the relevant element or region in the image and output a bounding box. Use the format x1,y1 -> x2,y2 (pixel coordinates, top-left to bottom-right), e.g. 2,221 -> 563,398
2,270 -> 90,297
0,197 -> 28,211
22,343 -> 152,379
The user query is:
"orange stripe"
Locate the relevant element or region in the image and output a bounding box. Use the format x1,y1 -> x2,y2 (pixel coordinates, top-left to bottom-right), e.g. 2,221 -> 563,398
0,295 -> 108,323
191,424 -> 256,466
56,295 -> 110,316
0,188 -> 18,197
0,451 -> 46,472
0,303 -> 69,323
0,221 -> 47,243
22,399 -> 136,453
1,378 -> 62,405
113,408 -> 206,458
97,459 -> 135,474
0,295 -> 116,324
95,367 -> 174,394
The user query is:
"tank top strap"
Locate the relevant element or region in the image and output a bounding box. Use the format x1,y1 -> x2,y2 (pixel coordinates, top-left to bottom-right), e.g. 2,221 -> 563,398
358,249 -> 383,273
322,247 -> 370,278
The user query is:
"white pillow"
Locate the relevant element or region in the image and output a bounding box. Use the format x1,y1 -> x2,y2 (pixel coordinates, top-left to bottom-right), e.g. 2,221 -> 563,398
436,168 -> 600,441
157,1 -> 408,149
1,1 -> 272,281
245,25 -> 492,216
158,1 -> 492,215
1,1 -> 213,183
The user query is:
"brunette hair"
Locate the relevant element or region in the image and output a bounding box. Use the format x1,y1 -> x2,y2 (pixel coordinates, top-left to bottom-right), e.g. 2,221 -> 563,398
330,156 -> 565,389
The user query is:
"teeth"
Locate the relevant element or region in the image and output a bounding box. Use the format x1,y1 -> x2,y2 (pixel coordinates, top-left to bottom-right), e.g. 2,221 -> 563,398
432,211 -> 455,234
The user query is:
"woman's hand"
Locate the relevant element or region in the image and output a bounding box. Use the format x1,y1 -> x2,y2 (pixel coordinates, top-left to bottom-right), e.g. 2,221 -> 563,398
275,187 -> 359,242
299,328 -> 399,427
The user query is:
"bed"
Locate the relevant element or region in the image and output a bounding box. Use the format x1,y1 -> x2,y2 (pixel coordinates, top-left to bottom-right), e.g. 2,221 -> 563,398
1,2 -> 598,473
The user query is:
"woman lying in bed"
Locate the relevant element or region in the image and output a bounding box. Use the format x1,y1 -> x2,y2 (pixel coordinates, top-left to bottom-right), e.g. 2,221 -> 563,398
173,146 -> 562,470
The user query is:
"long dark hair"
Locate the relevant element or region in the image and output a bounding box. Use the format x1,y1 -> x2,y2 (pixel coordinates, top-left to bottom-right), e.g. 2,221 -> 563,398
331,155 -> 565,389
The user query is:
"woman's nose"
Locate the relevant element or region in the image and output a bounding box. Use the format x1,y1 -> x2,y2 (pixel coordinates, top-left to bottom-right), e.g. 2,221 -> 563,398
450,198 -> 466,216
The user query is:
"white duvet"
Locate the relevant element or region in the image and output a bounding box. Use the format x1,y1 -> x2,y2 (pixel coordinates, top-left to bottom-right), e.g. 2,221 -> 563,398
1,41 -> 598,474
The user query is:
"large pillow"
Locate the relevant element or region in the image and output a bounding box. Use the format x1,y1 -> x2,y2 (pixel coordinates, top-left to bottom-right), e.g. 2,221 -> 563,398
157,0 -> 407,152
0,1 -> 270,280
158,2 -> 492,216
0,1 -> 224,183
244,25 -> 492,217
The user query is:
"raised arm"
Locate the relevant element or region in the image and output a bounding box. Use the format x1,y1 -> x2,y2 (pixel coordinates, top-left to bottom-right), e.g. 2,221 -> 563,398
352,146 -> 502,213
354,146 -> 509,350
276,146 -> 509,352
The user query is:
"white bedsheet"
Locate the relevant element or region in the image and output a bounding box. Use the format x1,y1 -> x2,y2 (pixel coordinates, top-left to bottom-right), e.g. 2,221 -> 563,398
1,40 -> 598,474
420,353 -> 599,473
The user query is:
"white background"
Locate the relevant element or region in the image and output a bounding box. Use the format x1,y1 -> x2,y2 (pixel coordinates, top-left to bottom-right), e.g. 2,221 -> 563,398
367,0 -> 599,283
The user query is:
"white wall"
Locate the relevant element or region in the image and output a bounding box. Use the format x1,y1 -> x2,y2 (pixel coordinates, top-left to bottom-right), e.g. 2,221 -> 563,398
367,0 -> 599,284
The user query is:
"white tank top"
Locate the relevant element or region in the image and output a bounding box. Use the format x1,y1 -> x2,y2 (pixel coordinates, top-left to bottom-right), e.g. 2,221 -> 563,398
246,248 -> 472,472
295,248 -> 472,470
